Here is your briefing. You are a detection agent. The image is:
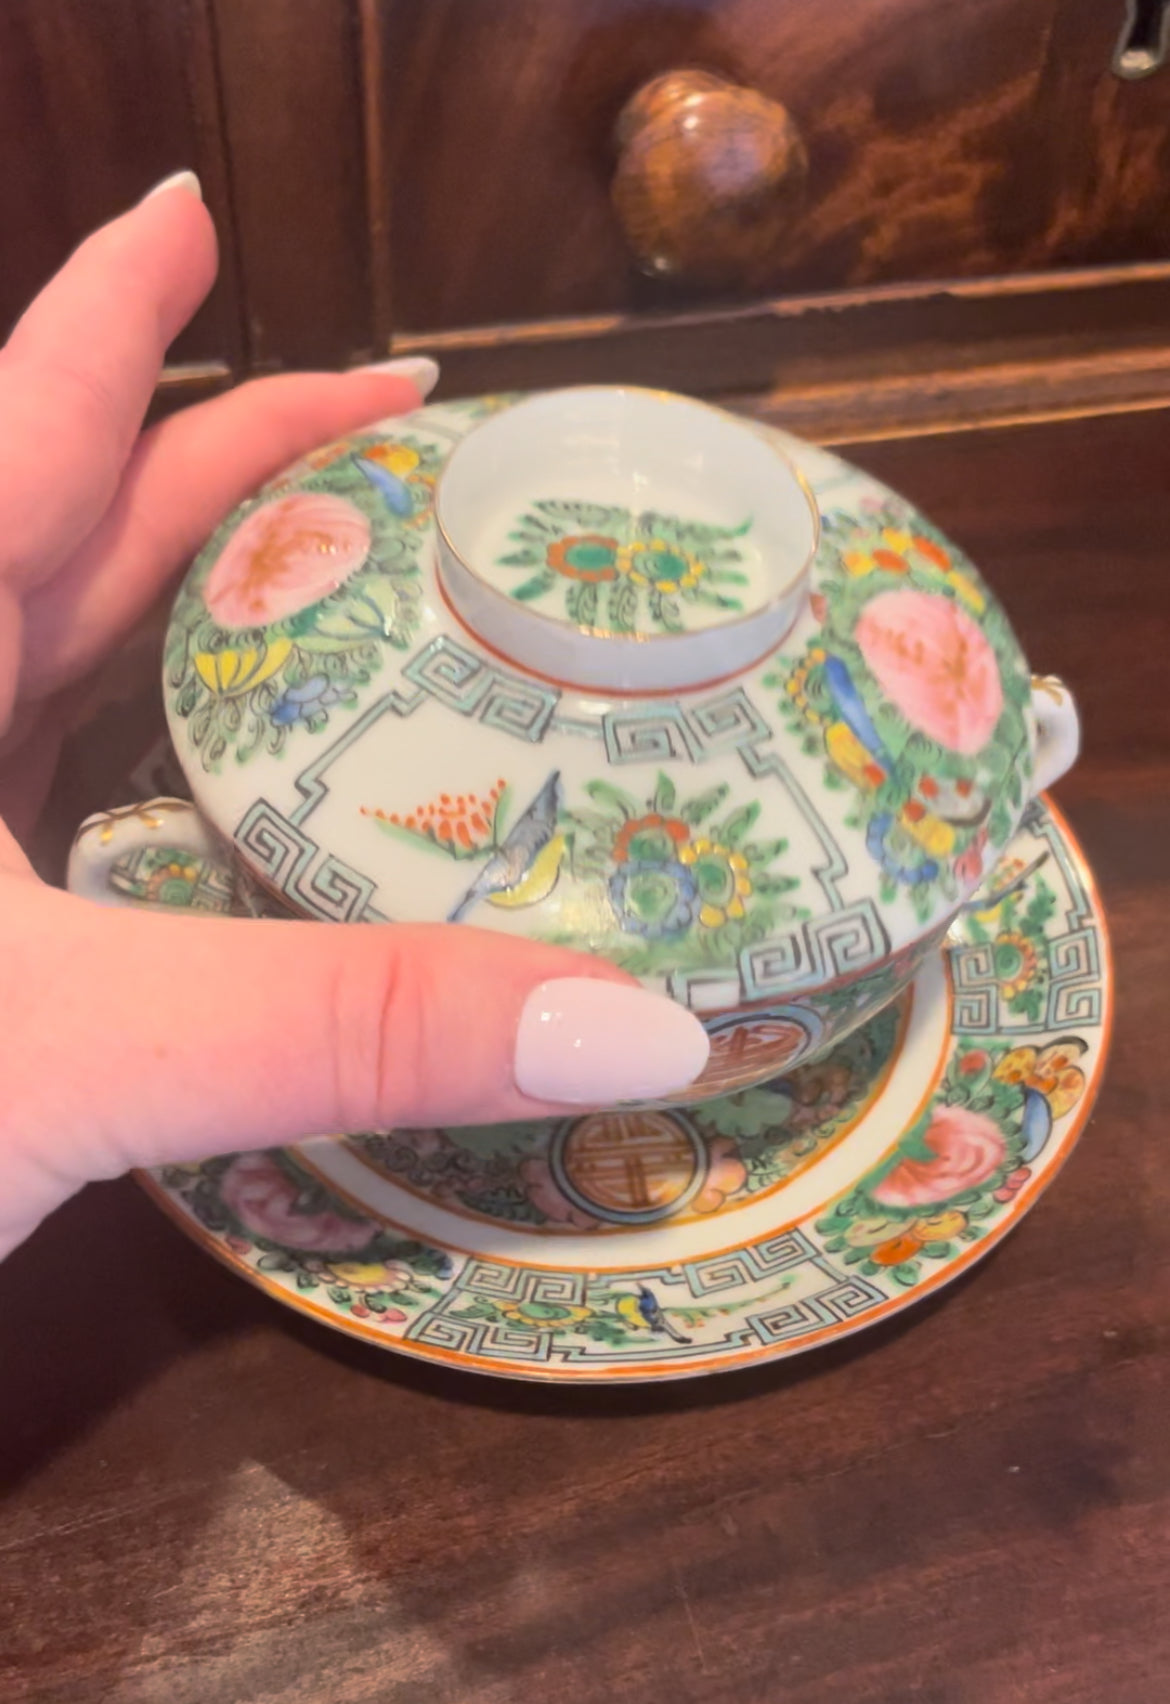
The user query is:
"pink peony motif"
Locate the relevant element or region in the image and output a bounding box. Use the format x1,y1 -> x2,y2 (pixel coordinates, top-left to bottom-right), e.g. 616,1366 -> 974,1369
855,587 -> 1003,755
203,493 -> 371,629
220,1152 -> 377,1252
871,1105 -> 1008,1208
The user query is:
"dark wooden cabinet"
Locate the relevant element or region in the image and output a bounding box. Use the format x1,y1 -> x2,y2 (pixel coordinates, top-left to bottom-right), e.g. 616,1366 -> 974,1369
4,20 -> 1170,1697
0,0 -> 242,374
2,0 -> 1169,438
374,0 -> 1170,326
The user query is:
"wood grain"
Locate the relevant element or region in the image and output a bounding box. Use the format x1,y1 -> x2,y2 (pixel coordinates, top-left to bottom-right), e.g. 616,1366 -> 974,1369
394,262 -> 1170,442
3,407 -> 1168,1704
210,0 -> 373,370
6,0 -> 1169,430
370,0 -> 1170,332
0,0 -> 242,369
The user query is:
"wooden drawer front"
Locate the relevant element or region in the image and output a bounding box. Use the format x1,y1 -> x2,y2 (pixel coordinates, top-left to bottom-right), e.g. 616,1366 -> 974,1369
374,0 -> 1170,332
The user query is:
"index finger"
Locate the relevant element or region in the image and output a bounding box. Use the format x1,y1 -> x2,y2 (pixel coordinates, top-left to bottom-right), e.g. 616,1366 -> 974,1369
0,178 -> 216,592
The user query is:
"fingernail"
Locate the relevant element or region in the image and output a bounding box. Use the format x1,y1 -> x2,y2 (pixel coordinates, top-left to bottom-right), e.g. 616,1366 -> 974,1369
142,170 -> 203,204
514,978 -> 709,1105
360,355 -> 440,399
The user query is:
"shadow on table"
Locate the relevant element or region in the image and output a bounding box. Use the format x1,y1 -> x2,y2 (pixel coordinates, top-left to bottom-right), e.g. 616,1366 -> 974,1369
0,1165 -> 992,1485
2,1164 -> 1134,1704
0,1178 -> 251,1490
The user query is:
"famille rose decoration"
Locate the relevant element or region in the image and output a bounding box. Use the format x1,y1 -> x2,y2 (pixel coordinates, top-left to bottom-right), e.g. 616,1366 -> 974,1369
73,775 -> 1112,1381
68,387 -> 1106,1381
70,388 -> 1081,1098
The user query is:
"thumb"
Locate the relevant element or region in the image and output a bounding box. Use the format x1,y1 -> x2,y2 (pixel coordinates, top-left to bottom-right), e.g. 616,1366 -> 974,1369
0,884 -> 709,1253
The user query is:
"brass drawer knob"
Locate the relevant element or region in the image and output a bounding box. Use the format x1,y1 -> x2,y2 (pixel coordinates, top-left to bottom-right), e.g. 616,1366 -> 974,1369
612,69 -> 807,289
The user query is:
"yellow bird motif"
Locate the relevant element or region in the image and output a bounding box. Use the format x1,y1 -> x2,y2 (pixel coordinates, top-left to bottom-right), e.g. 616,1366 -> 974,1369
485,832 -> 567,911
447,772 -> 565,923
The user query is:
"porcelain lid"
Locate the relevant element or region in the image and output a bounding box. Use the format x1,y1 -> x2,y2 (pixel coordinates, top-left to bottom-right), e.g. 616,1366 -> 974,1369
433,387 -> 818,693
163,393 -> 1036,1012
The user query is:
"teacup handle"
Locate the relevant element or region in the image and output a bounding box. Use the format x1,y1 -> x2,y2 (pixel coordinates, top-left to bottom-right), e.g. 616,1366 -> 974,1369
66,798 -> 227,911
1029,675 -> 1080,797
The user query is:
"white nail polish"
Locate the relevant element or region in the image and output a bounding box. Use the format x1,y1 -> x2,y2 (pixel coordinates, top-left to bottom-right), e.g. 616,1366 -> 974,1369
360,355 -> 440,399
142,170 -> 203,204
514,978 -> 710,1106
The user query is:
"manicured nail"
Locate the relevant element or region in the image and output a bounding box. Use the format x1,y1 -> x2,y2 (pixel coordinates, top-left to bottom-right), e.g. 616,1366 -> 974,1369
360,355 -> 440,399
514,978 -> 709,1105
142,170 -> 203,204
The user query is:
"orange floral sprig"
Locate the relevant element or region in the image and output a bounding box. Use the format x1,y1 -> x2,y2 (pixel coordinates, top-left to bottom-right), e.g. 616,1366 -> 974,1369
362,780 -> 508,858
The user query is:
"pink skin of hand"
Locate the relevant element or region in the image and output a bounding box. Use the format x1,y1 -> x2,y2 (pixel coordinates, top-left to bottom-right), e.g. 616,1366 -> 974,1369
0,178 -> 708,1262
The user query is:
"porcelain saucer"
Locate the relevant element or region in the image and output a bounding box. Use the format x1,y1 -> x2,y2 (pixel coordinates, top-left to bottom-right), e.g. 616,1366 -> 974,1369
116,760 -> 1110,1382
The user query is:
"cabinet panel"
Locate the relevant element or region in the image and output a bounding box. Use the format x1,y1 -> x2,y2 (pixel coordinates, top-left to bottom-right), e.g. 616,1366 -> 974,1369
0,0 -> 241,369
212,0 -> 375,369
4,0 -> 1166,435
372,0 -> 1170,333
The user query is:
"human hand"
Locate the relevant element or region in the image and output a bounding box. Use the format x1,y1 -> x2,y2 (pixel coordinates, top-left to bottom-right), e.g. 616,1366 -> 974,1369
0,174 -> 708,1260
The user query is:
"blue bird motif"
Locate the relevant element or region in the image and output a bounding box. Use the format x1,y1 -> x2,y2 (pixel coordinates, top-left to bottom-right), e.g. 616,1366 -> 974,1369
615,1285 -> 692,1344
354,454 -> 415,517
822,653 -> 888,761
447,771 -> 565,923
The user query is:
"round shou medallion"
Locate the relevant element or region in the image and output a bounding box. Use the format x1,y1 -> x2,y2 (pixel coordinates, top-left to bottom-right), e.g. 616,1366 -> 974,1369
695,1008 -> 822,1097
336,989 -> 903,1234
116,796 -> 1111,1380
549,1109 -> 708,1224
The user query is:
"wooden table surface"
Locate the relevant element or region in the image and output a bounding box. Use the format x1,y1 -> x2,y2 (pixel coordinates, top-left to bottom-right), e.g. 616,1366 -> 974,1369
2,407 -> 1167,1704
